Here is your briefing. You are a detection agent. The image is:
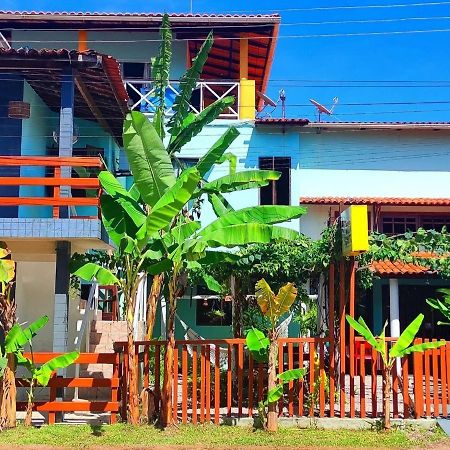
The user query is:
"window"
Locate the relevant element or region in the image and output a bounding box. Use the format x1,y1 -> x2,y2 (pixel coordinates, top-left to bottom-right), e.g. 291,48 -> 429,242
258,157 -> 291,205
381,216 -> 418,235
421,216 -> 450,231
381,214 -> 450,235
122,62 -> 151,109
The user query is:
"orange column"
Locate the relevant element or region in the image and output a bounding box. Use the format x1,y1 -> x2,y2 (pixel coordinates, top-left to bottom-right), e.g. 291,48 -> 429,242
78,30 -> 88,52
239,36 -> 249,80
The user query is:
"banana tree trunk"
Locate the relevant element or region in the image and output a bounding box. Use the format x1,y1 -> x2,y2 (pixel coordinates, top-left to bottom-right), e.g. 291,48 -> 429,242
383,365 -> 391,430
267,337 -> 278,432
24,384 -> 34,427
127,328 -> 140,425
126,289 -> 139,425
0,354 -> 16,428
160,297 -> 176,427
146,274 -> 164,340
0,291 -> 16,429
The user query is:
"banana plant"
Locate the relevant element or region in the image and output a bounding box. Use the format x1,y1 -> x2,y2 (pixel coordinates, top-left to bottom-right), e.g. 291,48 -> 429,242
427,288 -> 450,325
71,14 -> 307,427
2,315 -> 78,426
0,242 -> 17,428
346,314 -> 445,429
246,279 -> 305,432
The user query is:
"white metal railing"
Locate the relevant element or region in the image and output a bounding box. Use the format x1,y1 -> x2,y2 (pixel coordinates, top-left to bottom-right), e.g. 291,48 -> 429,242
124,79 -> 240,120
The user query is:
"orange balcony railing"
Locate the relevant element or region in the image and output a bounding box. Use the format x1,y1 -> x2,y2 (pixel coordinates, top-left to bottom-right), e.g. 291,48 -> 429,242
0,156 -> 103,219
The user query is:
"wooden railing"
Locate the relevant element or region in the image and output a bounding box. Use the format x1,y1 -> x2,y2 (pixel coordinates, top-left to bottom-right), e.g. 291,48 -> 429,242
16,352 -> 120,424
124,79 -> 240,119
114,338 -> 450,423
0,156 -> 103,218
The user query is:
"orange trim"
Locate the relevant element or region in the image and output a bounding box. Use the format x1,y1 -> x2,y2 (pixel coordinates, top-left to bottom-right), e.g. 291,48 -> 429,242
0,155 -> 103,167
16,401 -> 119,412
0,177 -> 99,187
259,21 -> 279,109
0,197 -> 98,206
78,30 -> 88,52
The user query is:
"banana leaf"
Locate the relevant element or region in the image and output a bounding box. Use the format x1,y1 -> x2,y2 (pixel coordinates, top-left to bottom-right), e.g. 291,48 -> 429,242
278,368 -> 306,383
401,340 -> 446,356
201,205 -> 307,235
199,170 -> 280,195
35,351 -> 79,386
168,32 -> 213,139
245,327 -> 269,363
146,167 -> 201,236
123,111 -> 176,207
5,315 -> 49,354
195,127 -> 239,177
208,193 -> 234,217
151,13 -> 172,139
200,223 -> 299,248
70,261 -> 119,286
389,314 -> 424,358
346,315 -> 382,353
168,97 -> 235,154
98,171 -> 145,227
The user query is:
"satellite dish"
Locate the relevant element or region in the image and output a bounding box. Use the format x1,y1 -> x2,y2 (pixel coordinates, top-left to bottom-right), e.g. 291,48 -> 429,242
256,91 -> 278,118
257,91 -> 277,108
309,97 -> 339,122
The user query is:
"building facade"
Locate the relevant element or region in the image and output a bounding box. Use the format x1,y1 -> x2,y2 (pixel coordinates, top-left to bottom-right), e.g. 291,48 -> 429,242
1,11 -> 449,348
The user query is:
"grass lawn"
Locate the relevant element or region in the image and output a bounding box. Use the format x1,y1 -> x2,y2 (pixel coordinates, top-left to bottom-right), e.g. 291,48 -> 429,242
0,424 -> 447,449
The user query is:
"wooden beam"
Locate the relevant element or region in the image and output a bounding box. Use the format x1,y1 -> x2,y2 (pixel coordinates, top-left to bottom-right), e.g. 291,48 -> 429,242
240,35 -> 249,79
75,74 -> 114,136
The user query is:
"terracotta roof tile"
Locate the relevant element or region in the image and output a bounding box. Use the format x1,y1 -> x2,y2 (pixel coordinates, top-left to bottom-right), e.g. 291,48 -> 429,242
370,259 -> 432,276
255,118 -> 310,125
0,11 -> 280,19
300,197 -> 450,207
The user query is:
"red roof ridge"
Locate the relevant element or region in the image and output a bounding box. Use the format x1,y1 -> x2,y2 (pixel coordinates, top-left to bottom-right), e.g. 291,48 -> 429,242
300,196 -> 450,207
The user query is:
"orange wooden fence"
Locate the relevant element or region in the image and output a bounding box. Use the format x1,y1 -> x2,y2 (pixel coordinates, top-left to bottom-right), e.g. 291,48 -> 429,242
115,338 -> 450,423
16,352 -> 120,424
0,156 -> 103,218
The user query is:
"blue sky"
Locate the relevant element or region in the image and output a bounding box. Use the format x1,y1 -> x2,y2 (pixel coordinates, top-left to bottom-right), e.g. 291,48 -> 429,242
5,1 -> 450,122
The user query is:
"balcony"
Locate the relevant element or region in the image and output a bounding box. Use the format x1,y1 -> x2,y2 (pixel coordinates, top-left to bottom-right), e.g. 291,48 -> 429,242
124,79 -> 241,120
0,156 -> 106,244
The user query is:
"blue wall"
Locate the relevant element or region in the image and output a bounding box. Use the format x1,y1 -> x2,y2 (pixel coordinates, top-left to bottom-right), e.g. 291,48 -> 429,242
0,75 -> 23,218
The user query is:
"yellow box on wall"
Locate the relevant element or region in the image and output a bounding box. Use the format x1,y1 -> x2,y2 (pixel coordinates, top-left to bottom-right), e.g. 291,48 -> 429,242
341,205 -> 369,257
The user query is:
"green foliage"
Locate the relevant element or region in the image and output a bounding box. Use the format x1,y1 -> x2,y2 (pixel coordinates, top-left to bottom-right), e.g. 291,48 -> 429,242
198,170 -> 281,195
168,97 -> 235,154
4,316 -> 49,355
255,279 -> 298,329
427,288 -> 450,325
32,351 -> 79,387
357,228 -> 450,289
123,111 -> 176,208
265,368 -> 306,406
168,32 -> 213,142
151,13 -> 172,139
245,327 -> 269,363
195,128 -> 239,178
346,313 -> 445,368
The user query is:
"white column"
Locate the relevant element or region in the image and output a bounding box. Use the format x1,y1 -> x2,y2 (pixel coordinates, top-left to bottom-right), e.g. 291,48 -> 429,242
160,296 -> 167,339
389,278 -> 400,338
389,278 -> 401,374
